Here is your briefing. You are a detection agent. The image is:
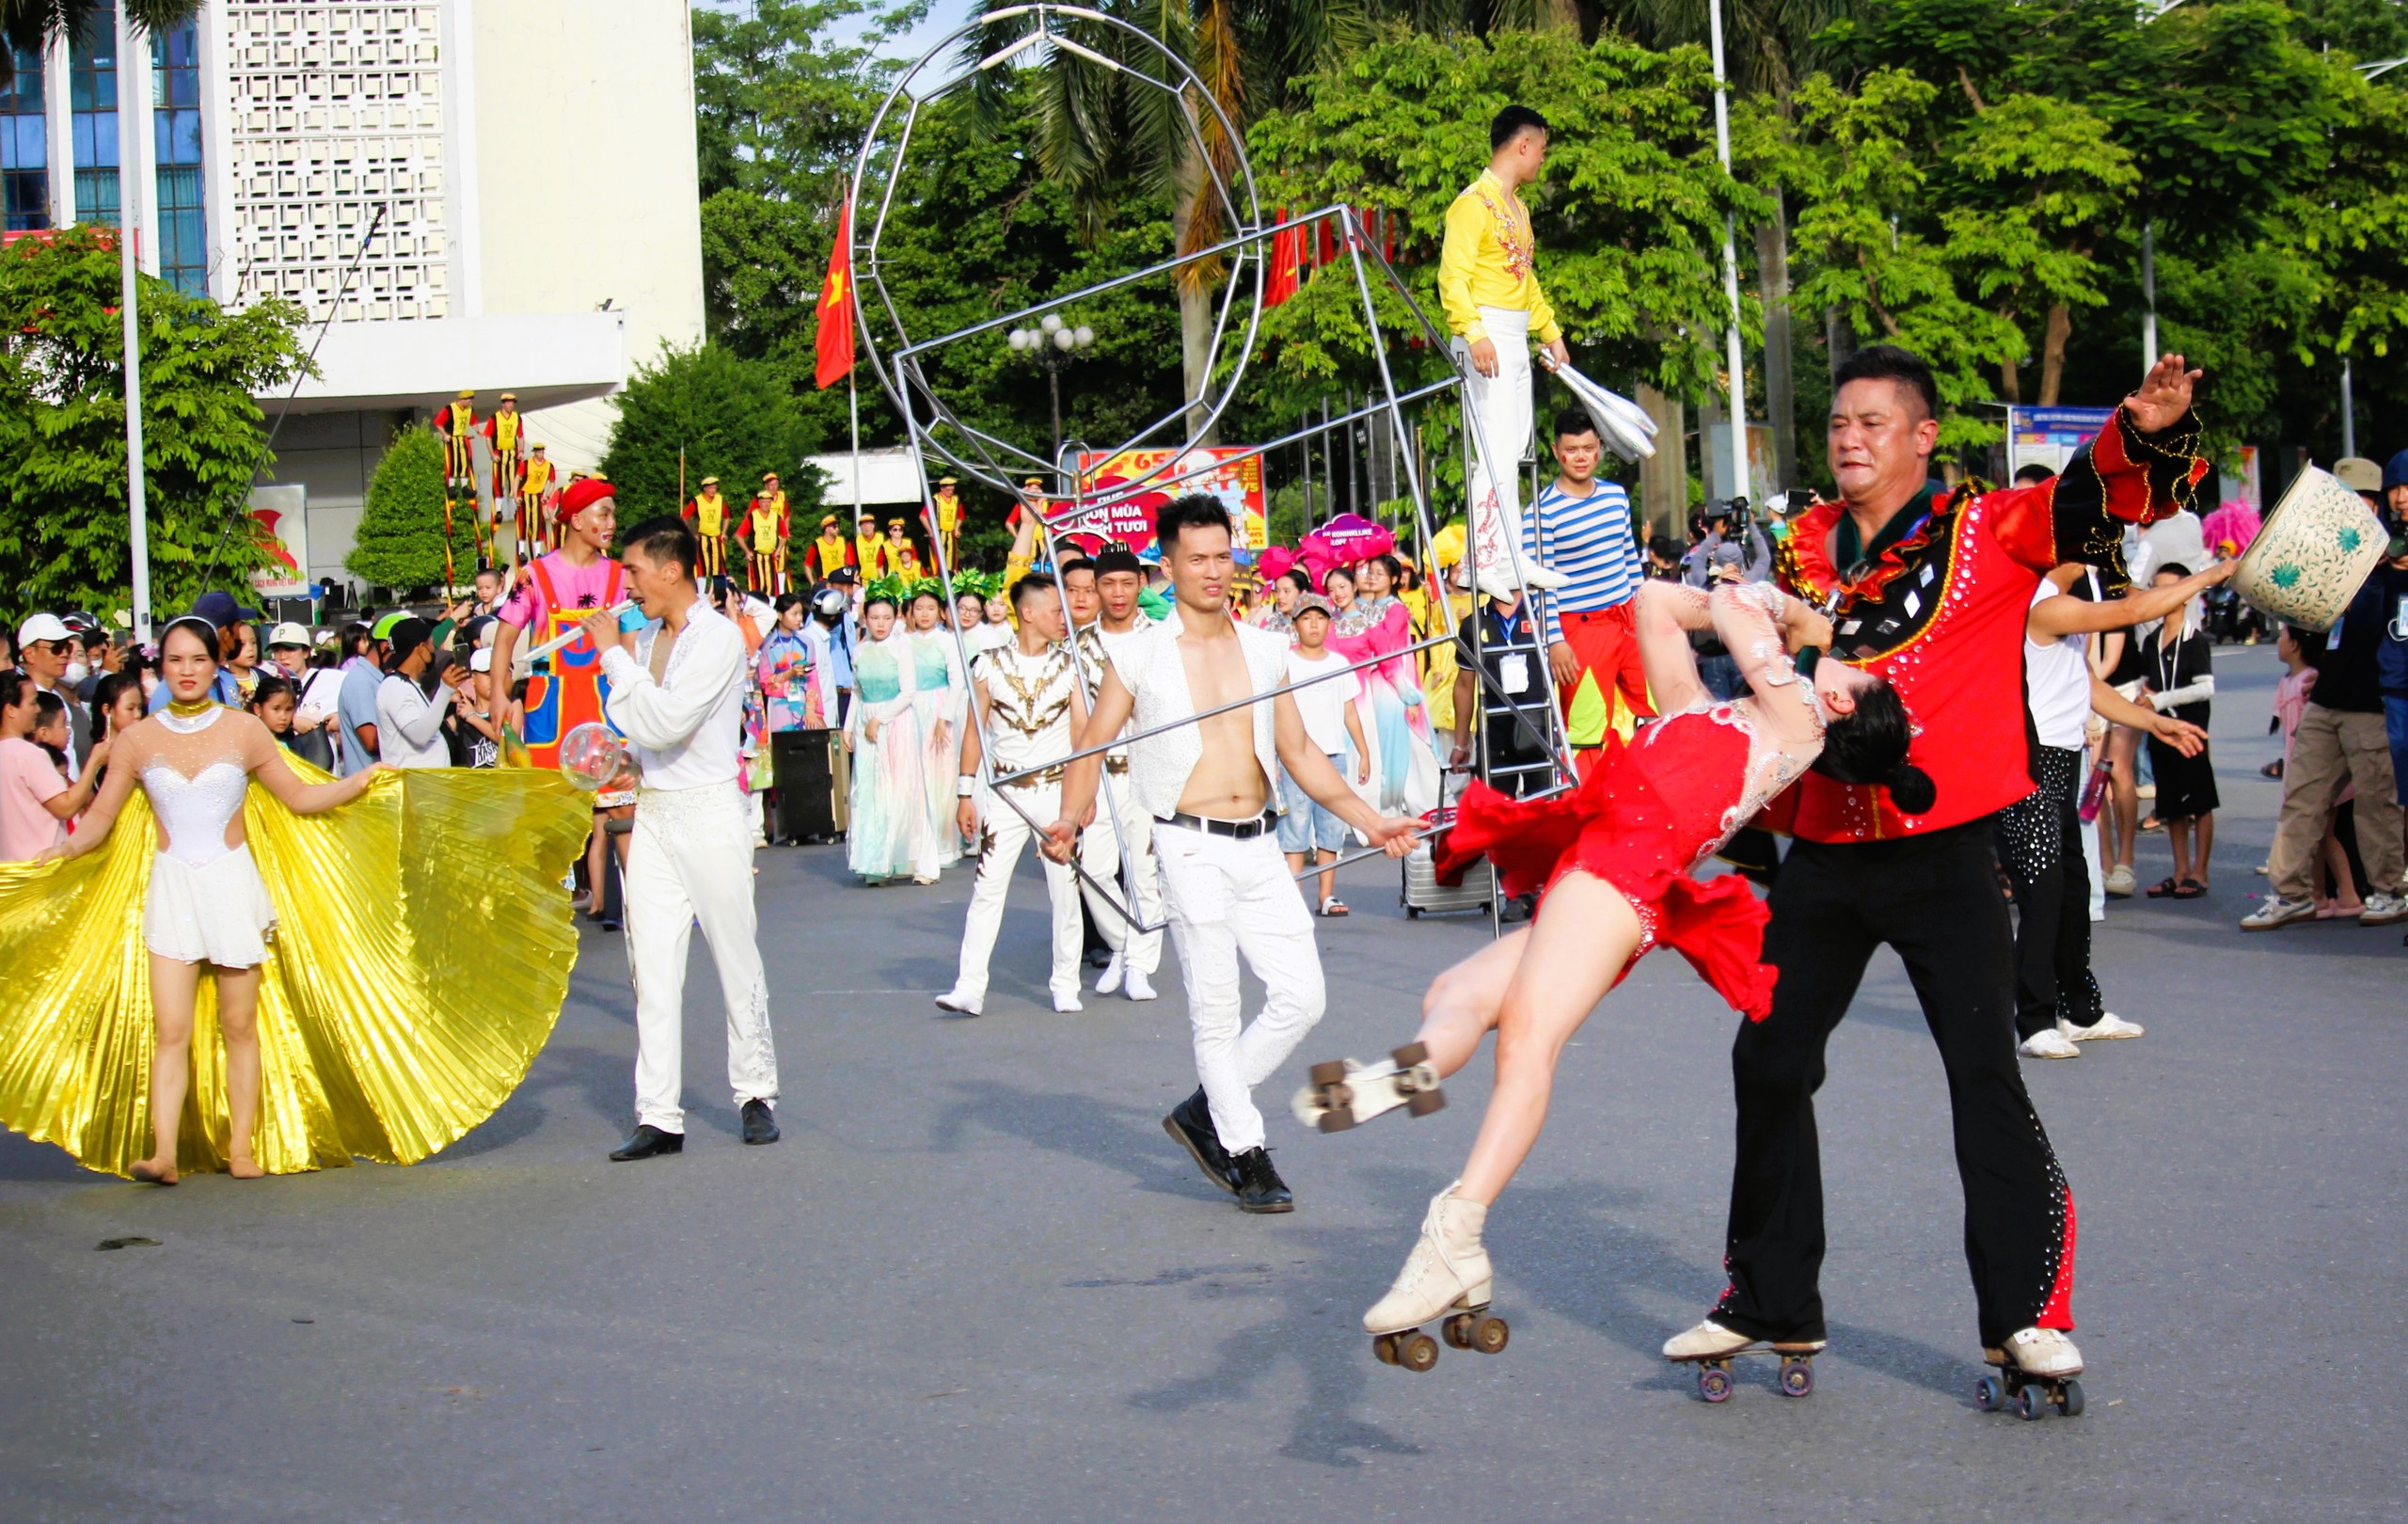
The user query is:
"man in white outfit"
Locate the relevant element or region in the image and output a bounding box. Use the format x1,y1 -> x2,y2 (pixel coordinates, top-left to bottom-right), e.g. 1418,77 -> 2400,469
1046,497 -> 1421,1214
1441,103 -> 1572,600
939,578 -> 1091,1015
1075,545 -> 1165,1002
582,516 -> 780,1160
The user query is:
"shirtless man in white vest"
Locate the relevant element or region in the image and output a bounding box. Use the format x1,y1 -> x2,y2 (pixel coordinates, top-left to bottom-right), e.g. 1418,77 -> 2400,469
1046,496 -> 1421,1213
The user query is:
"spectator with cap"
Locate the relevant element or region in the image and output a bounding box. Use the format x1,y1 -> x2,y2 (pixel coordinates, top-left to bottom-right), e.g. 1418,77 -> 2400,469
16,611 -> 92,780
373,617 -> 463,770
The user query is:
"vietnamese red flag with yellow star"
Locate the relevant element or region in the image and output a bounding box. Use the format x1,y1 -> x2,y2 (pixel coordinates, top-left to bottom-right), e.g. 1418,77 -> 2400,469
814,204 -> 856,389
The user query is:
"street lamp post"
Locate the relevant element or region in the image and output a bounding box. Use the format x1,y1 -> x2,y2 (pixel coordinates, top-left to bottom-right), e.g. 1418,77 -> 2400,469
1006,313 -> 1097,488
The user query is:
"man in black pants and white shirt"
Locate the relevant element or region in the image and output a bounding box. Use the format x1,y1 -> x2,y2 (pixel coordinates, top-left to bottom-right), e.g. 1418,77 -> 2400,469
1046,497 -> 1421,1213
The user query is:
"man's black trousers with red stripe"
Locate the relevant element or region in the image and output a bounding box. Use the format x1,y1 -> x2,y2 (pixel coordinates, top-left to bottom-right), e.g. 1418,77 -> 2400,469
1712,818 -> 2076,1351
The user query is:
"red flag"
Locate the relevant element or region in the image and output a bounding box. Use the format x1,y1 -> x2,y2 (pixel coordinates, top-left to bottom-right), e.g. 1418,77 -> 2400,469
814,204 -> 856,390
1265,212 -> 1299,308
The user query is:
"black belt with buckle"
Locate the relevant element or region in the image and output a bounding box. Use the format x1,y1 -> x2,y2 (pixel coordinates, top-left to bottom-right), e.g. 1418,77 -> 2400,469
1155,809 -> 1279,840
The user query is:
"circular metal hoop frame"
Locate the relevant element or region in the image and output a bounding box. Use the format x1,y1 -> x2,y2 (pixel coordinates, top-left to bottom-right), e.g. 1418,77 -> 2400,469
846,4 -> 1266,502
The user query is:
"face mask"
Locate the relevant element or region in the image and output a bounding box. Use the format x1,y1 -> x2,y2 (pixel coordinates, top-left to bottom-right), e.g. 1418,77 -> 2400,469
63,661 -> 87,685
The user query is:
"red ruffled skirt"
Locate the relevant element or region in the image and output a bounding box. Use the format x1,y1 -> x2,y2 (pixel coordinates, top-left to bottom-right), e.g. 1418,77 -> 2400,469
1434,711 -> 1777,1020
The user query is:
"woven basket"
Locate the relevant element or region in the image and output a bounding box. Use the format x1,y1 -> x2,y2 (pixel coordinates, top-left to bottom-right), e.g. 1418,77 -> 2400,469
2231,466 -> 2386,632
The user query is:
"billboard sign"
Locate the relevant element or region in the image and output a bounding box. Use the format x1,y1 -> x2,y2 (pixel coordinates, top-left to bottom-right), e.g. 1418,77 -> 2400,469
2007,405 -> 2116,482
1069,447 -> 1267,550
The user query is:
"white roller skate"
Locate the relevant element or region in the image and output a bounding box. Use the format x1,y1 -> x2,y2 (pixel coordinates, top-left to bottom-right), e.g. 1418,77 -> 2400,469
1468,489 -> 1566,600
1976,1326 -> 2086,1421
1363,1185 -> 1509,1372
1291,1042 -> 1446,1133
1663,1318 -> 1827,1403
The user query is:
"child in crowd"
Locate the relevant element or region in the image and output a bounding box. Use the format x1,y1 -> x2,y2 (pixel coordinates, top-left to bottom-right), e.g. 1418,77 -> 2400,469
1281,594 -> 1370,917
2138,564 -> 2218,897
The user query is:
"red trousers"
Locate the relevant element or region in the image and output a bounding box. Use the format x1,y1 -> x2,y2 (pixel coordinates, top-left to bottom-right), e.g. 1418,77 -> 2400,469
1557,602 -> 1653,757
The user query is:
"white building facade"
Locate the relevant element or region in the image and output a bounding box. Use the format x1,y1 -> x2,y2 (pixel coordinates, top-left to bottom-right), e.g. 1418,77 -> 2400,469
2,1 -> 705,589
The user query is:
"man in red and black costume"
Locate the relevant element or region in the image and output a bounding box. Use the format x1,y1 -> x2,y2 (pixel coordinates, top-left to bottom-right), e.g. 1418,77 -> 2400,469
1662,345 -> 2208,1392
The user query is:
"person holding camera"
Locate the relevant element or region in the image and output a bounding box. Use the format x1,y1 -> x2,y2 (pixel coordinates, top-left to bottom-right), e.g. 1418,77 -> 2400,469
373,618 -> 464,770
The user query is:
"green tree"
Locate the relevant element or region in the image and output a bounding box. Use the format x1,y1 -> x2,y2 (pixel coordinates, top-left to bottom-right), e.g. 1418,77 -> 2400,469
345,428 -> 449,592
0,227 -> 309,615
598,341 -> 823,523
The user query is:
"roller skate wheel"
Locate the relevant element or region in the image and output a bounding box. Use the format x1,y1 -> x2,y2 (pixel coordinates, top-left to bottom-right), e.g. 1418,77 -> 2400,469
1317,1107 -> 1356,1134
1779,1358 -> 1814,1397
1372,1333 -> 1401,1366
2012,1383 -> 2047,1421
1471,1315 -> 1509,1355
2055,1378 -> 2084,1418
1406,1088 -> 1446,1118
1973,1373 -> 2005,1412
1697,1364 -> 1734,1404
1391,1041 -> 1430,1068
1400,1332 -> 1440,1373
1309,1060 -> 1350,1087
1443,1313 -> 1474,1350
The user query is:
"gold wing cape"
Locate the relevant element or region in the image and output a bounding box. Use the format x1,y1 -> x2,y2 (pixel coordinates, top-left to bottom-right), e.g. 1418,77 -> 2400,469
0,764 -> 592,1178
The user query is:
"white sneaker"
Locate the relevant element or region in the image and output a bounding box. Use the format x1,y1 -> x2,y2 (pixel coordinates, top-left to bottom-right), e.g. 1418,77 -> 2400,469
2102,865 -> 2136,898
1997,1326 -> 2083,1379
2241,894 -> 2319,931
2360,892 -> 2408,927
2066,1012 -> 2144,1041
2019,1028 -> 2082,1060
1053,991 -> 1084,1013
933,989 -> 983,1017
1095,953 -> 1124,995
1123,968 -> 1158,1002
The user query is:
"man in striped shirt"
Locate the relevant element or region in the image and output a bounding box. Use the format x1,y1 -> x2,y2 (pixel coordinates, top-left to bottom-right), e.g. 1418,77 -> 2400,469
1532,407 -> 1653,760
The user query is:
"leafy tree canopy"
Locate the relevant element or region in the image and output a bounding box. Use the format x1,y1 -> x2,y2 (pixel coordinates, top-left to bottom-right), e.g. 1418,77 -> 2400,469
0,227 -> 309,617
598,340 -> 826,524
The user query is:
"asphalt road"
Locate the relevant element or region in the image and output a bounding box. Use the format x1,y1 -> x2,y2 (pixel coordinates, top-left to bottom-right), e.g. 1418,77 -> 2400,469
2,643 -> 2400,1522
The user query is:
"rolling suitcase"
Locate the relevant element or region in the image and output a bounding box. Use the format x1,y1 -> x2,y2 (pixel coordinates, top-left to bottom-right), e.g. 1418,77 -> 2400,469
1402,843 -> 1495,918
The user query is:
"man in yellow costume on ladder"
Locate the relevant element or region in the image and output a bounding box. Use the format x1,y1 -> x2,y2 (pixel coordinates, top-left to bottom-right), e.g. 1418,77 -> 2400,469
1440,104 -> 1570,601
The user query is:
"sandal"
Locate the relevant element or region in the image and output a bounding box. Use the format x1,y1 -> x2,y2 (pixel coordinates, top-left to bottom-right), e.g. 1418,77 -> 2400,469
1319,897 -> 1350,917
2145,877 -> 2180,898
2170,879 -> 2208,899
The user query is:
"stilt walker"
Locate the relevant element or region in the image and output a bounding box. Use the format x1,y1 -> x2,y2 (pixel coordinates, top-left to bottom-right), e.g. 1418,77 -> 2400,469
517,444 -> 555,567
481,392 -> 527,564
749,474 -> 790,594
686,475 -> 731,579
433,389 -> 479,581
1441,106 -> 1570,600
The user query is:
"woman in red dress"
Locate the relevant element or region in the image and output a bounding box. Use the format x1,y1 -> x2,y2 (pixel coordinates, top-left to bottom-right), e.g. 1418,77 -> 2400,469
1333,579 -> 1935,1355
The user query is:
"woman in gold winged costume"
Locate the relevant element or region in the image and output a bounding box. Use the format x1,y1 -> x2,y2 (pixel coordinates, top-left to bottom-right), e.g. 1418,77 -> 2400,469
4,614 -> 593,1183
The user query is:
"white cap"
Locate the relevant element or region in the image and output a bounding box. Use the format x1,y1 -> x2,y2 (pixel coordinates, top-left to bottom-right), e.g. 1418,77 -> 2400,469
15,612 -> 69,644
266,621 -> 311,649
468,648 -> 492,673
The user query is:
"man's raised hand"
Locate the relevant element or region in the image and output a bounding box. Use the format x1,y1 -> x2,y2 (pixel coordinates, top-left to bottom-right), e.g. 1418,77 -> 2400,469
2126,352 -> 2203,434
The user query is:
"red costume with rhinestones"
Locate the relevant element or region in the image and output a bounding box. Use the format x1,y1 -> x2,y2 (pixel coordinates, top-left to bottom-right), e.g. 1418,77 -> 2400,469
1443,706 -> 1777,1018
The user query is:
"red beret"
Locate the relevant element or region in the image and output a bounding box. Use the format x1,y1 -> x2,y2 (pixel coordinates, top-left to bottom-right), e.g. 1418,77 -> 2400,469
556,478 -> 614,525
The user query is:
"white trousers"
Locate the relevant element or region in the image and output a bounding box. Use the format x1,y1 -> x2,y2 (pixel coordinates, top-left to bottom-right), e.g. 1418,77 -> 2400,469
626,782 -> 778,1133
1155,820 -> 1326,1154
1082,771 -> 1164,976
1456,306 -> 1533,583
956,780 -> 1085,1004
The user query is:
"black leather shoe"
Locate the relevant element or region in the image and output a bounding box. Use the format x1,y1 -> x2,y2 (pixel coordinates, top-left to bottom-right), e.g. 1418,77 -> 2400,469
740,1099 -> 780,1146
609,1124 -> 684,1161
1230,1147 -> 1293,1214
1162,1087 -> 1237,1197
